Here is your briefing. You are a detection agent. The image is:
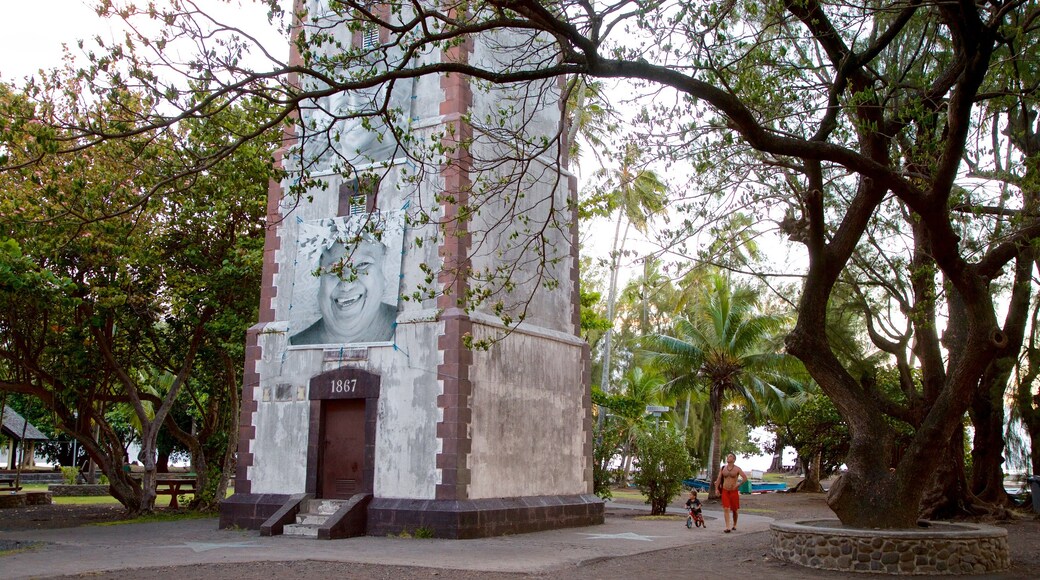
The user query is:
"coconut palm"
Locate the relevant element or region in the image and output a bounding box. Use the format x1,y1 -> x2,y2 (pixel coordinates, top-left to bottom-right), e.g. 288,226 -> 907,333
563,77 -> 616,170
592,142 -> 667,397
609,366 -> 668,481
643,275 -> 803,499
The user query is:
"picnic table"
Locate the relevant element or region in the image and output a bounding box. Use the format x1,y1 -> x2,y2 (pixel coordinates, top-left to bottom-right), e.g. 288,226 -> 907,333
129,474 -> 197,508
1,477 -> 23,491
154,476 -> 196,508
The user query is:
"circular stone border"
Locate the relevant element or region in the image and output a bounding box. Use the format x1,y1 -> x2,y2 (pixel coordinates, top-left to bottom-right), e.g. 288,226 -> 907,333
770,519 -> 1009,575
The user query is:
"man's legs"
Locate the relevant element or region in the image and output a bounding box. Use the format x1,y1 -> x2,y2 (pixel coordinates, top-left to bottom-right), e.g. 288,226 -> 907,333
722,489 -> 740,531
730,490 -> 740,530
721,490 -> 733,530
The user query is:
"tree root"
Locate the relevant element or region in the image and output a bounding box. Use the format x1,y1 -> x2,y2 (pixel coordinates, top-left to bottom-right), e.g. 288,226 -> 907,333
788,478 -> 826,493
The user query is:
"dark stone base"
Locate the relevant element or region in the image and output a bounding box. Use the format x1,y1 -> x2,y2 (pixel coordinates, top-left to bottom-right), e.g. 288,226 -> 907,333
219,493 -> 293,530
222,492 -> 604,539
48,484 -> 110,497
0,491 -> 51,509
26,491 -> 51,505
0,493 -> 26,509
367,493 -> 604,539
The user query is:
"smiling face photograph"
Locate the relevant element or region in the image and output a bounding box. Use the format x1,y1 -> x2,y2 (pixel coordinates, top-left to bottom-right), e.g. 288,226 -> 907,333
290,212 -> 403,346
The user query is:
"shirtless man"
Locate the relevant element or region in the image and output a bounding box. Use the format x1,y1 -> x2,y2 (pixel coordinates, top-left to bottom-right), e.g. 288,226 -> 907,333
714,452 -> 748,533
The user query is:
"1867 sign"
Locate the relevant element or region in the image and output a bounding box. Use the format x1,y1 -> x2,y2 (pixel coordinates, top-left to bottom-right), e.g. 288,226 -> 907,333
309,367 -> 380,400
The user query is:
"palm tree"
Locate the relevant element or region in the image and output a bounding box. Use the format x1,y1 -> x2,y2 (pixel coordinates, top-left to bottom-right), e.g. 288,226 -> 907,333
594,142 -> 667,397
563,77 -> 615,170
611,366 -> 668,482
643,275 -> 802,499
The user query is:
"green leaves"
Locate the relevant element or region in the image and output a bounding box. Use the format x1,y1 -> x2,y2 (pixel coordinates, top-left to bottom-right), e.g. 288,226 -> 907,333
632,424 -> 691,515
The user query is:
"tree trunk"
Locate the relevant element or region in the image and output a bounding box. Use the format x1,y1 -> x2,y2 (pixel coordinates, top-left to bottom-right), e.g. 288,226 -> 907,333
708,393 -> 723,500
136,425 -> 159,513
767,431 -> 785,473
1016,306 -> 1039,475
156,449 -> 171,473
920,426 -> 1007,520
968,385 -> 1009,506
74,424 -> 143,515
793,450 -> 825,493
598,212 -> 627,396
682,392 -> 690,430
216,354 -> 240,505
970,248 -> 1032,506
822,419 -> 914,528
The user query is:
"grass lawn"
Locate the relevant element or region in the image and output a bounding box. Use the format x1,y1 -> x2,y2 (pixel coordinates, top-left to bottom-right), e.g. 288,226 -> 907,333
761,473 -> 803,485
53,495 -> 127,505
20,482 -> 200,506
609,488 -> 648,502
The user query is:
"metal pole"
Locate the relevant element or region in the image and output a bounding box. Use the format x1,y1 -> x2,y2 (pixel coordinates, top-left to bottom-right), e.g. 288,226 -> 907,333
14,408 -> 29,490
0,391 -> 8,471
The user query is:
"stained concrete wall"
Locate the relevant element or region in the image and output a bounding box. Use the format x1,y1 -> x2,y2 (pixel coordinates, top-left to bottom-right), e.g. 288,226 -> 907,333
465,29 -> 577,336
367,320 -> 442,498
248,317 -> 445,499
466,323 -> 587,498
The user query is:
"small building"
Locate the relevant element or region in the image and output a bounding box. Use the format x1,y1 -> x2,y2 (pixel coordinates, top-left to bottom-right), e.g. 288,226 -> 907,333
1,408 -> 48,469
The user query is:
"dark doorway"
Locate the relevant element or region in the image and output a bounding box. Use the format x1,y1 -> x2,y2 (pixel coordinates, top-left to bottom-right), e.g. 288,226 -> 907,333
320,399 -> 366,499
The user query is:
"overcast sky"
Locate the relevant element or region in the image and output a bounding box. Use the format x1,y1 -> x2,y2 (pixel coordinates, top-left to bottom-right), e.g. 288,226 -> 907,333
0,0 -> 111,82
0,0 -> 287,84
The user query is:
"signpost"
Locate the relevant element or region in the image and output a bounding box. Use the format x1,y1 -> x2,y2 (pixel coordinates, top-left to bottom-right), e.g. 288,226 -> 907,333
645,405 -> 670,426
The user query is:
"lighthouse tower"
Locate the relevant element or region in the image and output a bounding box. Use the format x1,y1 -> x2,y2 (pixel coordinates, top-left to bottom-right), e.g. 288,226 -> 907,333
219,0 -> 602,538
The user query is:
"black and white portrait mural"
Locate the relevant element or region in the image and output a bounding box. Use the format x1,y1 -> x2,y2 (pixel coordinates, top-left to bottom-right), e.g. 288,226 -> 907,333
290,212 -> 404,346
294,0 -> 417,171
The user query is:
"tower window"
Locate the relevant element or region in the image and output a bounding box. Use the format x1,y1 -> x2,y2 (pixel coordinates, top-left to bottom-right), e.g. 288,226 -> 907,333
361,24 -> 379,49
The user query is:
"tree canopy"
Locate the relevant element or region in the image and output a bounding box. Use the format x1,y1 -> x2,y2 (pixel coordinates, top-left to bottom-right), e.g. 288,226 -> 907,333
0,72 -> 279,513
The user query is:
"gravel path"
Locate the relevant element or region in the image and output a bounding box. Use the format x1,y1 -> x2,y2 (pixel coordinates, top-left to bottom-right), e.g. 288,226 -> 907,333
2,491 -> 1037,579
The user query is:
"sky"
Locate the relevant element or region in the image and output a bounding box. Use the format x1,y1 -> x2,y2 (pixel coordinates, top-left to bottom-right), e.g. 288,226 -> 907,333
0,0 -> 110,82
0,0 -> 287,84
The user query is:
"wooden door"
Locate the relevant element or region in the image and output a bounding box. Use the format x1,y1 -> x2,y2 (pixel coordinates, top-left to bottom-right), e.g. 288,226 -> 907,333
321,399 -> 366,499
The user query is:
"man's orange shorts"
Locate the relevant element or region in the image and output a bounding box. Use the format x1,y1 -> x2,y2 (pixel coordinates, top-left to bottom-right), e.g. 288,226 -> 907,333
721,488 -> 740,510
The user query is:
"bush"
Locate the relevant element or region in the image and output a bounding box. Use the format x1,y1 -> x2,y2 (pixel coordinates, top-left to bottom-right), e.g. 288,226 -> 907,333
632,425 -> 690,515
60,466 -> 80,485
593,418 -> 627,500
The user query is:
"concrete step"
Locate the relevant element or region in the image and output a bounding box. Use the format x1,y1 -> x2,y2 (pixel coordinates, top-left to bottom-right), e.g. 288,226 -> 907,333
282,523 -> 320,538
295,513 -> 330,526
303,499 -> 348,515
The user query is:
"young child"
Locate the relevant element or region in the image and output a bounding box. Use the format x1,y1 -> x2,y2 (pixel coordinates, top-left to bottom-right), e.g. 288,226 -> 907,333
685,489 -> 703,514
685,489 -> 704,529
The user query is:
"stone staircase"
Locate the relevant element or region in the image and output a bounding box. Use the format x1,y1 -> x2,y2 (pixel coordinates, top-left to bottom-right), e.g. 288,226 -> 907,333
282,499 -> 350,538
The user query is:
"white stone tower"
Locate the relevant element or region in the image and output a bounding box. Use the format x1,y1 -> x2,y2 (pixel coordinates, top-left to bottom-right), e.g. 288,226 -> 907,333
219,0 -> 601,538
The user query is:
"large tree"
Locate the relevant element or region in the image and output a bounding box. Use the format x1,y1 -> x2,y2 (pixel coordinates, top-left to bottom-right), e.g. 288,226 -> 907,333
0,77 -> 277,514
6,1 -> 1040,528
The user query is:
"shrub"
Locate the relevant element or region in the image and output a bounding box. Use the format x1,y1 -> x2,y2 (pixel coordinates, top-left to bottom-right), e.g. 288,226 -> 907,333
60,466 -> 79,485
632,425 -> 690,515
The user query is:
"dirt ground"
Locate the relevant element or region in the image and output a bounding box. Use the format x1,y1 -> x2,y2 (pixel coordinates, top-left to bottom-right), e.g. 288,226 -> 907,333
2,492 -> 1038,579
